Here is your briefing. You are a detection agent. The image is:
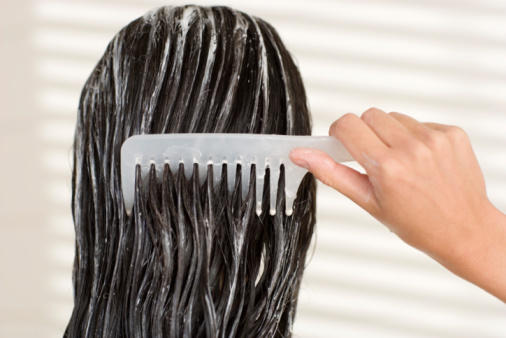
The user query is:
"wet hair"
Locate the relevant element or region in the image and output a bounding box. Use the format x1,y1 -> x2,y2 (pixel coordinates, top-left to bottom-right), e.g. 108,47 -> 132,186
65,5 -> 316,338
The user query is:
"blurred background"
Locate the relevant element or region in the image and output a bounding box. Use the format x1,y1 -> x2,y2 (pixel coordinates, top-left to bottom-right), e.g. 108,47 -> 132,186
1,0 -> 506,337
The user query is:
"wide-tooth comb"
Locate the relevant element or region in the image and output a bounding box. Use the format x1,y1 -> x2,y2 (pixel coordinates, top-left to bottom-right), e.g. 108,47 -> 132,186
121,134 -> 353,216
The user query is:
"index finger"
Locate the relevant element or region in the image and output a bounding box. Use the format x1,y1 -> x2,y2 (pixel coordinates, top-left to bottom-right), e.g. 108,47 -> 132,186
330,113 -> 389,167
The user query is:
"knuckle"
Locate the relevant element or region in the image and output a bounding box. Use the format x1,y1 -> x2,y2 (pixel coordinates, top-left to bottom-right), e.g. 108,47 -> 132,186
312,158 -> 339,188
317,170 -> 338,190
361,107 -> 382,122
331,113 -> 356,133
446,126 -> 468,143
411,140 -> 432,161
319,174 -> 335,188
340,113 -> 357,124
377,156 -> 403,180
425,130 -> 448,150
363,107 -> 382,115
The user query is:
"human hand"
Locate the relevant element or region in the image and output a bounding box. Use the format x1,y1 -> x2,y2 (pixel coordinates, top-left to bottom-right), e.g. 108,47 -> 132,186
290,108 -> 506,301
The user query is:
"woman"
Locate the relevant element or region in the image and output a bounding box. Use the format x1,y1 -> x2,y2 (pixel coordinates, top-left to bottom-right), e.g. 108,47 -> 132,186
66,5 -> 316,337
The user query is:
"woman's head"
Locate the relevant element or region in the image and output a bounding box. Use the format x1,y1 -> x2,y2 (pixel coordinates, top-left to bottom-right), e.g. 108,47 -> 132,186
67,5 -> 315,337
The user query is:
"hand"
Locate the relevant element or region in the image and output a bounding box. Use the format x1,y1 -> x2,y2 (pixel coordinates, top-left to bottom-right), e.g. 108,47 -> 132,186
290,108 -> 506,302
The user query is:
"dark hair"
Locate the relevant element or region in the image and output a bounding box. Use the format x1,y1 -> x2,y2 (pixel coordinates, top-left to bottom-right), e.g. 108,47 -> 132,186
66,5 -> 316,337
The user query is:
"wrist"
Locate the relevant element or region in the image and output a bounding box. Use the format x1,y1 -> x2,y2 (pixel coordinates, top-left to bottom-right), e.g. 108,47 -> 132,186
444,201 -> 506,302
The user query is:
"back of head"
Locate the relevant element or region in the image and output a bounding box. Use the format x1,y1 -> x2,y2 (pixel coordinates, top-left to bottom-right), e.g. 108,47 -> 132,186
67,5 -> 315,337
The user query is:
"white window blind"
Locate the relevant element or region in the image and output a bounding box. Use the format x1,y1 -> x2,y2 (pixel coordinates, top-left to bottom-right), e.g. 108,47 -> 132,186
2,0 -> 505,336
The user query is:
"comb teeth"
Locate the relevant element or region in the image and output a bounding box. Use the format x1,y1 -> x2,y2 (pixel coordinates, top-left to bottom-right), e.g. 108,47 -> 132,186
121,134 -> 353,216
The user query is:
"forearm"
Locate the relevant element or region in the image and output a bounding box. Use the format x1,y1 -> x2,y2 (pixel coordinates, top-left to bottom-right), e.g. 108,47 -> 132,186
442,203 -> 506,303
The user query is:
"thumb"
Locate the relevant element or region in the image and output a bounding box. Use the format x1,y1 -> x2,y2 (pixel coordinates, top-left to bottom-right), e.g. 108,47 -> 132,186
289,147 -> 376,210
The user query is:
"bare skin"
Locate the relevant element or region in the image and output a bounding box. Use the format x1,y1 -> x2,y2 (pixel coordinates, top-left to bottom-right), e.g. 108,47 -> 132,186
290,107 -> 506,303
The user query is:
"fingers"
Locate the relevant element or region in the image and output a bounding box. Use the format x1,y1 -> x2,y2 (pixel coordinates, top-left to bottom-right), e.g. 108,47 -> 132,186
359,108 -> 413,148
290,148 -> 378,212
329,112 -> 389,166
389,112 -> 431,136
389,111 -> 460,136
424,122 -> 460,133
390,112 -> 470,148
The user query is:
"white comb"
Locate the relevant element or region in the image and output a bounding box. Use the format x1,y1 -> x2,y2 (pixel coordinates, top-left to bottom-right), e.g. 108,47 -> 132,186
121,134 -> 353,216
